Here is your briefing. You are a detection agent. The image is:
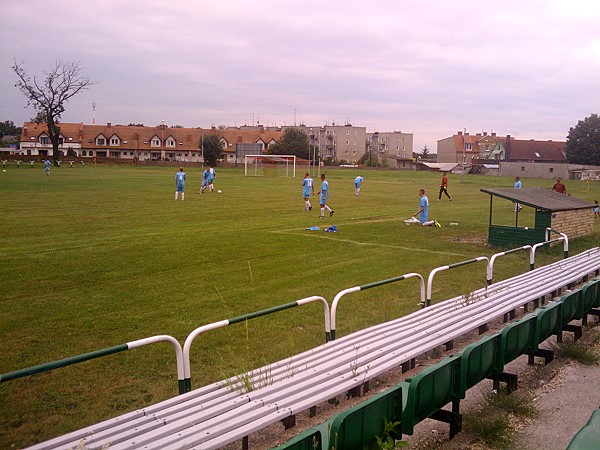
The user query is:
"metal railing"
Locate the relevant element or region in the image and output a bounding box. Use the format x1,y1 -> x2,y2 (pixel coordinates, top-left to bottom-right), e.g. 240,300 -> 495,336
330,273 -> 425,340
0,335 -> 186,393
427,257 -> 490,306
182,296 -> 330,392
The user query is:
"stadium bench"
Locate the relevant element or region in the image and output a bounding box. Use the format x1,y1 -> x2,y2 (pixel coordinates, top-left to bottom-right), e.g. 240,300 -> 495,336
26,248 -> 600,450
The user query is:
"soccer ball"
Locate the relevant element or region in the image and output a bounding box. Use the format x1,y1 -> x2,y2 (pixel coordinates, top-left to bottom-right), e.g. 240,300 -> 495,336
2,170 -> 5,173
218,190 -> 222,193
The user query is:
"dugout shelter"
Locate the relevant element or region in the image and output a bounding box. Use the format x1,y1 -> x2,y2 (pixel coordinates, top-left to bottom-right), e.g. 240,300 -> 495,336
480,187 -> 596,247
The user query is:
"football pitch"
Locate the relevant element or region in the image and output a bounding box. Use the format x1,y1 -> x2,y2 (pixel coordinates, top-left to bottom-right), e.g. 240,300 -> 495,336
1,164 -> 599,447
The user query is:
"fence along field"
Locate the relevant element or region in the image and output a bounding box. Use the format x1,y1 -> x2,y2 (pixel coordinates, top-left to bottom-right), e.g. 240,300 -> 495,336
0,164 -> 598,448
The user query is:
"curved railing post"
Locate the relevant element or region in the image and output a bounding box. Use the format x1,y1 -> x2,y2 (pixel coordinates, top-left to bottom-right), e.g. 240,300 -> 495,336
531,236 -> 566,270
0,335 -> 186,394
546,228 -> 569,258
426,257 -> 489,306
182,296 -> 330,392
330,273 -> 425,340
487,245 -> 532,285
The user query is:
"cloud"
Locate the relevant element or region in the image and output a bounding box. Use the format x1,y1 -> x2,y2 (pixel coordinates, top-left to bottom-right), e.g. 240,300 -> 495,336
1,0 -> 599,150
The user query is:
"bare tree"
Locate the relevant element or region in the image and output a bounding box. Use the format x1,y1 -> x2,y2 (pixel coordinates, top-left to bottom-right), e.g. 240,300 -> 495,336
12,59 -> 94,162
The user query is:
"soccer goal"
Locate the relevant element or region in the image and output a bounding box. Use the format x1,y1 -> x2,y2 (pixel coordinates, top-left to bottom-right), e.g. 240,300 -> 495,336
244,155 -> 296,177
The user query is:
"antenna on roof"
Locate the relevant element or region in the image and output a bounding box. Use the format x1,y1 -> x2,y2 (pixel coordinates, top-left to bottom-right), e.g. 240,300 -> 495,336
92,102 -> 96,125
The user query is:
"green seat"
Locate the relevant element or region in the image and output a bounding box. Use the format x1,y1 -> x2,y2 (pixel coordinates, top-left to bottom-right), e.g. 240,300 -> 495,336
559,288 -> 583,325
273,427 -> 323,450
500,313 -> 537,365
328,382 -> 404,449
581,281 -> 599,316
567,408 -> 600,449
534,301 -> 562,343
401,354 -> 461,435
458,332 -> 503,399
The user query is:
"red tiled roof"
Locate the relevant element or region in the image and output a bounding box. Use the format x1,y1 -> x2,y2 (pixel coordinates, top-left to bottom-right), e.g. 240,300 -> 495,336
20,123 -> 284,153
499,138 -> 566,162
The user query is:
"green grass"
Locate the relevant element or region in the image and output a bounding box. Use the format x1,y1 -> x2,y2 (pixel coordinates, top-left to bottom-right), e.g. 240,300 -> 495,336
1,164 -> 599,448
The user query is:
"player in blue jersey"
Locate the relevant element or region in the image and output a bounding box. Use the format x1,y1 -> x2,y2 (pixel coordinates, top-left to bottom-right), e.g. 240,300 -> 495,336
200,165 -> 215,193
175,167 -> 186,201
44,159 -> 51,175
302,172 -> 314,211
354,175 -> 364,196
405,189 -> 440,226
318,173 -> 334,218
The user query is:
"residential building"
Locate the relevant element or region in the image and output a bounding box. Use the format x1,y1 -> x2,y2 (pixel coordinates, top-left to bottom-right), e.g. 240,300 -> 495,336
437,131 -> 566,165
367,131 -> 414,168
18,123 -> 283,162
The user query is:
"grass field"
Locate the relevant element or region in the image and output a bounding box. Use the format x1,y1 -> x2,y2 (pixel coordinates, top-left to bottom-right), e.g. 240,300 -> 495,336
1,163 -> 599,448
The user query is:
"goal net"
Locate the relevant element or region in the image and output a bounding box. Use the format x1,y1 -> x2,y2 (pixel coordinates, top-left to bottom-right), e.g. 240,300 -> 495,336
244,155 -> 296,177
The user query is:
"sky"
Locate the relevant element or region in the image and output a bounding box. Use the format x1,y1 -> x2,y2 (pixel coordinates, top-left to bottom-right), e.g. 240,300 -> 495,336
1,0 -> 599,153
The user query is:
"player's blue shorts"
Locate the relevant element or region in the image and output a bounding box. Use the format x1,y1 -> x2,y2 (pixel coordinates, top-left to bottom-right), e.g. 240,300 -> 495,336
303,190 -> 312,198
319,195 -> 327,204
176,184 -> 185,192
354,182 -> 360,187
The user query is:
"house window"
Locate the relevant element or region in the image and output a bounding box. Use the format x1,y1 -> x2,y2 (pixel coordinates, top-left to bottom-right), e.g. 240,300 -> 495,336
345,140 -> 349,145
151,139 -> 160,147
82,151 -> 87,156
549,168 -> 554,173
465,143 -> 473,150
166,139 -> 175,147
40,137 -> 50,145
97,138 -> 106,145
110,137 -> 119,146
110,151 -> 120,158
88,151 -> 94,156
521,167 -> 525,171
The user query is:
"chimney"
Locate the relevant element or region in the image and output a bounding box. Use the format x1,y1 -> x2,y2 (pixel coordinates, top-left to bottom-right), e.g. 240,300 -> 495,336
458,131 -> 462,135
465,132 -> 469,136
476,133 -> 481,137
107,122 -> 112,128
483,132 -> 488,136
491,132 -> 496,137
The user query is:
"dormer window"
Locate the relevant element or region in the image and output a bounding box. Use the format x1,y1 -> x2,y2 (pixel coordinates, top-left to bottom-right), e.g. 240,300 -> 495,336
40,135 -> 50,145
219,138 -> 228,149
109,135 -> 120,146
166,137 -> 176,147
151,136 -> 161,147
96,134 -> 106,146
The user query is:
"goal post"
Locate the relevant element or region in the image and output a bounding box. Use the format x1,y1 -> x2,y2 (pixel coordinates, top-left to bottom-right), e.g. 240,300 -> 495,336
244,155 -> 296,177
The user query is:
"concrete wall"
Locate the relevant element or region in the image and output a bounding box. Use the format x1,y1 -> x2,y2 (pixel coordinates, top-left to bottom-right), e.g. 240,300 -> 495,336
436,136 -> 457,163
550,209 -> 595,240
498,161 -> 600,179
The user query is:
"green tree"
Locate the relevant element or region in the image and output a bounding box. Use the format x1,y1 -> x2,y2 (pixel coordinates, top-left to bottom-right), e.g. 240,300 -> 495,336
268,128 -> 309,159
420,144 -> 431,158
12,59 -> 94,162
200,133 -> 224,166
566,114 -> 600,164
0,120 -> 21,138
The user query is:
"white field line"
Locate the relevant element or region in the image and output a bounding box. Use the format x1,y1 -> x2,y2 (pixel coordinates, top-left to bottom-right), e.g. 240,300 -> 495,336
271,230 -> 467,256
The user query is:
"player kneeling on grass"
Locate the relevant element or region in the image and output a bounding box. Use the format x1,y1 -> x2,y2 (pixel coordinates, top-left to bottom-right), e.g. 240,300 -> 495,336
175,167 -> 186,201
302,172 -> 314,211
404,188 -> 440,227
354,174 -> 364,196
319,173 -> 334,218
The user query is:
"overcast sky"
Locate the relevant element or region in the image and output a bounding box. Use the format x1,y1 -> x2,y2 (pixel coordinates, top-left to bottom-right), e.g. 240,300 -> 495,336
1,0 -> 599,152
